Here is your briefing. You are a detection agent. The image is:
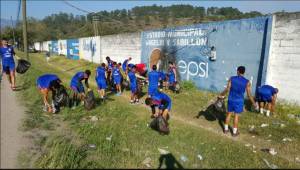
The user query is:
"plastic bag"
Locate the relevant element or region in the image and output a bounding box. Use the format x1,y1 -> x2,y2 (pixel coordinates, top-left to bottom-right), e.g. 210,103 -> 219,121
16,59 -> 31,74
214,97 -> 226,112
84,90 -> 96,110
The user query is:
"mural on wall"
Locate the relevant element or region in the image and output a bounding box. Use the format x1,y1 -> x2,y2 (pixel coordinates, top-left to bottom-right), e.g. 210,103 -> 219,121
67,39 -> 79,60
58,40 -> 67,56
141,16 -> 272,94
79,36 -> 101,63
51,41 -> 59,54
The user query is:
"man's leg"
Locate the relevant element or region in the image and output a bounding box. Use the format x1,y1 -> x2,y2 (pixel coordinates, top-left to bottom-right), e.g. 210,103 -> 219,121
266,102 -> 272,117
233,114 -> 239,135
162,109 -> 169,121
224,112 -> 232,133
10,69 -> 16,89
259,102 -> 265,114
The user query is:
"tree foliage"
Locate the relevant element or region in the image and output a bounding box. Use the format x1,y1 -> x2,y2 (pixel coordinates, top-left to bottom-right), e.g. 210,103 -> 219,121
1,5 -> 264,47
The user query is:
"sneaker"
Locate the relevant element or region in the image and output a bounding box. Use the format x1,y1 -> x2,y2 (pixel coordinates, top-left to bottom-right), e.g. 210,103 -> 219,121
232,131 -> 240,137
223,129 -> 229,134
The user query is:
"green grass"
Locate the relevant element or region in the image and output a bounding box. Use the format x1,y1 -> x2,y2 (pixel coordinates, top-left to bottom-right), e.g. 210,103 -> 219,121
16,51 -> 300,168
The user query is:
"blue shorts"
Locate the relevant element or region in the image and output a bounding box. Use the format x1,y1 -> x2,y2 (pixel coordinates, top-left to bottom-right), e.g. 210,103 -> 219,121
159,103 -> 172,111
97,80 -> 107,90
2,62 -> 15,73
131,86 -> 137,93
148,86 -> 158,96
71,83 -> 84,93
113,76 -> 121,85
169,78 -> 175,84
227,100 -> 244,114
257,91 -> 272,103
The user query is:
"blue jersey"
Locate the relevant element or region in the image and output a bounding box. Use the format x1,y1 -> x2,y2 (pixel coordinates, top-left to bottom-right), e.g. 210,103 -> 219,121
37,74 -> 59,89
70,72 -> 85,87
148,70 -> 160,88
128,71 -> 137,87
258,85 -> 276,102
159,71 -> 166,80
168,67 -> 176,83
96,66 -> 106,82
228,76 -> 249,102
112,67 -> 121,78
152,92 -> 172,110
107,61 -> 114,70
128,63 -> 135,69
122,59 -> 129,71
0,46 -> 15,65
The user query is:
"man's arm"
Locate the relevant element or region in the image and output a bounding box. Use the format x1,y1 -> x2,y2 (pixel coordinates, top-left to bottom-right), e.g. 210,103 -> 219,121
173,68 -> 177,82
271,94 -> 277,113
246,81 -> 256,107
84,78 -> 90,89
219,79 -> 231,97
42,89 -> 50,107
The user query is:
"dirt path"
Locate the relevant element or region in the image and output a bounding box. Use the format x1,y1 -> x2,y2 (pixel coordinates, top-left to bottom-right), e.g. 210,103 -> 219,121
0,76 -> 29,168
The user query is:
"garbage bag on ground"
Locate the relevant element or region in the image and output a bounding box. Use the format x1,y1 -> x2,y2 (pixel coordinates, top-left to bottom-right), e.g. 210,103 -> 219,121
84,90 -> 96,110
16,59 -> 31,74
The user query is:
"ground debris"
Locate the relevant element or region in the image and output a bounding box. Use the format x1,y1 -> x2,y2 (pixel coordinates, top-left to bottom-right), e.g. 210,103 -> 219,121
106,134 -> 112,141
142,157 -> 151,168
261,148 -> 277,156
158,148 -> 169,155
197,154 -> 203,160
282,137 -> 292,142
180,155 -> 188,162
261,123 -> 269,128
262,158 -> 278,169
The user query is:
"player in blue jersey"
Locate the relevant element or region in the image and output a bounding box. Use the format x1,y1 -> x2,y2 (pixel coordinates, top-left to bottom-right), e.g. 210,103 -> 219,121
167,61 -> 177,92
112,62 -> 122,95
257,85 -> 279,117
128,65 -> 139,104
147,65 -> 160,97
95,63 -> 107,100
219,66 -> 257,137
145,91 -> 172,121
36,74 -> 62,113
0,38 -> 16,90
70,70 -> 91,108
106,56 -> 114,90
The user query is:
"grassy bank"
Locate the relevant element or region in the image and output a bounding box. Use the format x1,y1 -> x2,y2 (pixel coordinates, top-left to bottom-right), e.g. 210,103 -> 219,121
16,51 -> 300,168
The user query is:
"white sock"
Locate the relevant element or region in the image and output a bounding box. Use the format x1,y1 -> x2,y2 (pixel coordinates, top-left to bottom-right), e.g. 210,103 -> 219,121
130,100 -> 134,103
263,109 -> 267,113
224,124 -> 228,131
266,110 -> 270,117
260,108 -> 264,114
233,128 -> 238,134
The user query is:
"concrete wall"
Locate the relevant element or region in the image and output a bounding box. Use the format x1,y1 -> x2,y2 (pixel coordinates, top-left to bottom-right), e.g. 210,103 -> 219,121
34,42 -> 41,51
79,36 -> 101,63
100,32 -> 141,64
266,12 -> 300,104
141,16 -> 273,94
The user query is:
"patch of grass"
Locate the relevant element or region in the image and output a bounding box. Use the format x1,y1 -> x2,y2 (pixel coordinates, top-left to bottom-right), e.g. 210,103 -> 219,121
16,51 -> 300,168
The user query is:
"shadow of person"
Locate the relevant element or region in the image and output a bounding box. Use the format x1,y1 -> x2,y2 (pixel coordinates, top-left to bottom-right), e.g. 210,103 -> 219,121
158,153 -> 184,169
195,104 -> 226,131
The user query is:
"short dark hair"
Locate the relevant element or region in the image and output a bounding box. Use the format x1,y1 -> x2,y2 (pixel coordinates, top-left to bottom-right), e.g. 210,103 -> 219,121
152,65 -> 157,71
118,62 -> 122,66
168,61 -> 173,65
274,88 -> 279,93
49,80 -> 60,90
132,65 -> 136,69
145,97 -> 153,106
237,66 -> 245,74
106,56 -> 110,60
85,69 -> 91,76
101,63 -> 106,67
2,38 -> 8,41
113,62 -> 117,65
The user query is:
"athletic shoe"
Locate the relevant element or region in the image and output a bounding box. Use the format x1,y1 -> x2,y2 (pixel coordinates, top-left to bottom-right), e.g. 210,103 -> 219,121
223,129 -> 229,134
232,131 -> 240,137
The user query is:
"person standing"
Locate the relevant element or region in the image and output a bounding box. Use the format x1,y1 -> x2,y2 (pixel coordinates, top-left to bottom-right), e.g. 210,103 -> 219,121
0,38 -> 16,90
147,65 -> 160,97
96,63 -> 107,101
219,66 -> 257,137
167,61 -> 177,92
112,62 -> 122,96
128,65 -> 139,104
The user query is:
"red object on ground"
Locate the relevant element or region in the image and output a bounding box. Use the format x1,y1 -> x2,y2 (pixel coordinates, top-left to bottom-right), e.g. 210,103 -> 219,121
135,63 -> 147,74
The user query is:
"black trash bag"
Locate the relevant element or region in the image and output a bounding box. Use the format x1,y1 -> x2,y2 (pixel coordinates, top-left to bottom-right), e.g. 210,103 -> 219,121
149,116 -> 170,135
122,80 -> 129,88
53,85 -> 69,107
16,59 -> 31,74
84,90 -> 96,110
214,97 -> 226,112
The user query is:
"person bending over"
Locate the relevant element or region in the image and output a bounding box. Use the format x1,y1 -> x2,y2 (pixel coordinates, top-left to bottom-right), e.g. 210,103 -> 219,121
257,85 -> 278,117
70,70 -> 91,109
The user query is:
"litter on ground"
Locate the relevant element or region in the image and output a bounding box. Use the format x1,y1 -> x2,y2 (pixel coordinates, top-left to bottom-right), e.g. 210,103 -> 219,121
158,148 -> 169,155
263,158 -> 278,169
197,154 -> 203,160
106,134 -> 112,141
180,155 -> 188,162
142,157 -> 151,167
282,138 -> 292,142
261,123 -> 269,128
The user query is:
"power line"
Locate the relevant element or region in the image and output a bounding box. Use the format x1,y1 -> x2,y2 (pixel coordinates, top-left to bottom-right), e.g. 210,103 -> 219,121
62,0 -> 94,14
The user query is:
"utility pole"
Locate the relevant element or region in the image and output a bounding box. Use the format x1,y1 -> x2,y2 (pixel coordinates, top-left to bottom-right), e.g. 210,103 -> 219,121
10,16 -> 16,45
22,0 -> 28,60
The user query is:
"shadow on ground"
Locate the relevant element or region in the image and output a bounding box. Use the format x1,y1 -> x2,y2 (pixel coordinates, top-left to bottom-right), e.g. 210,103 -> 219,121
158,153 -> 184,169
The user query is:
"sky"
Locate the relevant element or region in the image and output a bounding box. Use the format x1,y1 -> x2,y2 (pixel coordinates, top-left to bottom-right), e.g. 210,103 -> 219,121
1,0 -> 300,20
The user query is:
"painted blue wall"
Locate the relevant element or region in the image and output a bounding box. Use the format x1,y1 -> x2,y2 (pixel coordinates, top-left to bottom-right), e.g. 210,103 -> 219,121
67,39 -> 79,60
51,41 -> 59,54
141,16 -> 272,94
